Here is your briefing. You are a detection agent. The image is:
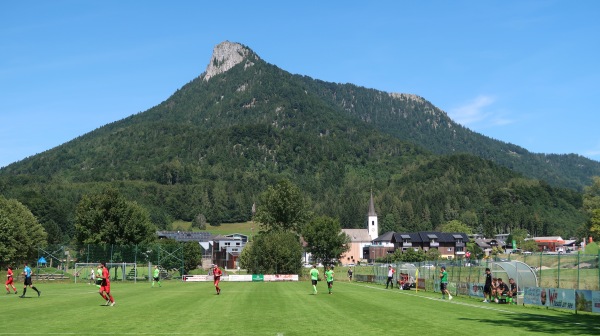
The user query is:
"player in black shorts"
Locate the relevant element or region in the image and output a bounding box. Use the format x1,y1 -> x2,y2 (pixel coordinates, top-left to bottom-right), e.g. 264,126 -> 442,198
483,268 -> 492,303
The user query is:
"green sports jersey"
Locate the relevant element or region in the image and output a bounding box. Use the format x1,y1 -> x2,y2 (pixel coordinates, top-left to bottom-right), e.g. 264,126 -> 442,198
441,270 -> 448,283
310,268 -> 319,280
154,268 -> 160,278
325,270 -> 334,282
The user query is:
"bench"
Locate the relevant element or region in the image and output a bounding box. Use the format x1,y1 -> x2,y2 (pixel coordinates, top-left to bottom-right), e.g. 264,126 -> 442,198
29,274 -> 70,281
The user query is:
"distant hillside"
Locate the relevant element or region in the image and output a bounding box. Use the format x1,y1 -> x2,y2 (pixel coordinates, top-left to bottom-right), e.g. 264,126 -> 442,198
295,78 -> 600,191
0,42 -> 588,243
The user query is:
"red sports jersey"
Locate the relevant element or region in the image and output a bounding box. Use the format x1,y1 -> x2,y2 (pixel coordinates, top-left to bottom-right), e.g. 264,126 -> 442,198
102,267 -> 110,285
213,267 -> 222,279
7,268 -> 13,278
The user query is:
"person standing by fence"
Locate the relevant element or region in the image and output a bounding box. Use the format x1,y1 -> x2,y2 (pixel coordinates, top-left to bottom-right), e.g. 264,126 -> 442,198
483,268 -> 492,303
88,267 -> 95,285
440,266 -> 452,300
385,265 -> 395,289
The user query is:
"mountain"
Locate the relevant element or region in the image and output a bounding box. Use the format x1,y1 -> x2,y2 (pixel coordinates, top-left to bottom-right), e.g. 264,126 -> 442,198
0,41 -> 589,242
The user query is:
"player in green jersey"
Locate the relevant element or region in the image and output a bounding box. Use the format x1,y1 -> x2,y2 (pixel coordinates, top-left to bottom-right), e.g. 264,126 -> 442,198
152,265 -> 162,287
325,266 -> 334,294
309,265 -> 319,294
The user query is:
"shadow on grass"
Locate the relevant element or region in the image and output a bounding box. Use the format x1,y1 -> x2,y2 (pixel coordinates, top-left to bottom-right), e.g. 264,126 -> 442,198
459,309 -> 600,335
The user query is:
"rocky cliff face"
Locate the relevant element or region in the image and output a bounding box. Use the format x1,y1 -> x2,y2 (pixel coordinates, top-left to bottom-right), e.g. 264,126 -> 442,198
203,41 -> 258,81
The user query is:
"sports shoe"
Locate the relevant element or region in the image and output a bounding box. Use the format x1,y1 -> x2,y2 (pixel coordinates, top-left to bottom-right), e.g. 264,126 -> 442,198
15,292 -> 18,295
19,295 -> 25,298
110,301 -> 116,307
482,299 -> 488,303
494,298 -> 499,303
105,300 -> 111,306
38,291 -> 41,297
449,295 -> 453,300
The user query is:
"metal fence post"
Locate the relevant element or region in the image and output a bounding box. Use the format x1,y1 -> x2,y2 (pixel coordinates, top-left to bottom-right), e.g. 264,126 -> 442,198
576,252 -> 580,290
557,253 -> 561,288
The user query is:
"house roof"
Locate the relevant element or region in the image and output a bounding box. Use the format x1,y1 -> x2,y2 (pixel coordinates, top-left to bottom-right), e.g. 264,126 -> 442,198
533,236 -> 564,243
391,231 -> 470,244
342,229 -> 372,242
156,231 -> 213,242
373,231 -> 395,242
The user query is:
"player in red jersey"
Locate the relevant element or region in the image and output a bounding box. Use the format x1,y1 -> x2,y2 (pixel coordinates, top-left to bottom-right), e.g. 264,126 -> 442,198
5,266 -> 18,294
213,264 -> 223,295
99,262 -> 115,306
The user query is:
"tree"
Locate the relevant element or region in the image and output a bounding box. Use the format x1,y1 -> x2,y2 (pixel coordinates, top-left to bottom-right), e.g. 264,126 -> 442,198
0,195 -> 47,264
507,228 -> 528,250
425,247 -> 441,261
438,220 -> 472,235
192,213 -> 207,230
239,230 -> 303,274
183,241 -> 203,275
583,176 -> 600,241
74,188 -> 156,247
302,216 -> 350,266
254,179 -> 311,234
520,239 -> 539,252
398,248 -> 426,262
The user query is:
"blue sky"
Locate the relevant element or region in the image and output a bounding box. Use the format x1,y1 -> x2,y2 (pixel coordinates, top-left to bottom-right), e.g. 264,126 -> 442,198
2,1 -> 599,168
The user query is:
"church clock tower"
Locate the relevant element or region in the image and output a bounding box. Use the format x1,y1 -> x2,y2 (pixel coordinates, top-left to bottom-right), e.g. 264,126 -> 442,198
367,191 -> 379,240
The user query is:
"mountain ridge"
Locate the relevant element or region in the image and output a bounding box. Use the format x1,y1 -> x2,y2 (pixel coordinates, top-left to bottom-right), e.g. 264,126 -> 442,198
0,41 -> 591,242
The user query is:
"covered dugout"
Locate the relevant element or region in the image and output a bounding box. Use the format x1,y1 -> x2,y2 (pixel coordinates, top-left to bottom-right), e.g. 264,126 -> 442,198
490,260 -> 538,290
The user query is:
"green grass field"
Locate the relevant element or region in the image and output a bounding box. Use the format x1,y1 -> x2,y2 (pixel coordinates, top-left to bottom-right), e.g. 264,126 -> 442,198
170,220 -> 256,237
1,280 -> 598,335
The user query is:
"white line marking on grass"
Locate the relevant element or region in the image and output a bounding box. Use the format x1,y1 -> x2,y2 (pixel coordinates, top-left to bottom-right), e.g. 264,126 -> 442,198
349,282 -> 515,314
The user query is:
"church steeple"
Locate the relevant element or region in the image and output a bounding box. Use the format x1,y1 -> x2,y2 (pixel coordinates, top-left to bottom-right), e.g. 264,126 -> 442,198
367,191 -> 379,240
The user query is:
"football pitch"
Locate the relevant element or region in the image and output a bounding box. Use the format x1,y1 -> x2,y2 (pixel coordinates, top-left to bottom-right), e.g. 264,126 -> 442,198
1,281 -> 598,335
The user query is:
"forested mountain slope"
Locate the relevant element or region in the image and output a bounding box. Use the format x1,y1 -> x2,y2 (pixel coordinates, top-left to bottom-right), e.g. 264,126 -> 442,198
0,42 -> 589,242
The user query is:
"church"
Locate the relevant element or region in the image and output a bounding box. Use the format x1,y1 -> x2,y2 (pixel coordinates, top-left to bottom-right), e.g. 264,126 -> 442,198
339,192 -> 379,265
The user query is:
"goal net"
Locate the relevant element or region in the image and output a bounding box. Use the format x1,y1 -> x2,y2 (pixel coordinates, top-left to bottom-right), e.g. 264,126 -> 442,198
74,262 -> 142,283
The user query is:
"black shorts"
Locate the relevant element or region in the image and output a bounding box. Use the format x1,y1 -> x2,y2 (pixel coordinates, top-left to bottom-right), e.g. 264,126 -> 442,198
24,277 -> 32,286
484,285 -> 491,294
153,277 -> 159,281
441,282 -> 447,291
327,281 -> 333,286
311,280 -> 318,285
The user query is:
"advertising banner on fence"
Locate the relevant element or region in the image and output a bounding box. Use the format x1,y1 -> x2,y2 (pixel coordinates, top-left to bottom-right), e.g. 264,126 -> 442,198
547,288 -> 575,310
524,287 -> 547,306
468,283 -> 485,297
263,274 -> 298,282
252,274 -> 264,282
594,291 -> 600,313
183,275 -> 212,282
228,275 -> 253,282
576,290 -> 593,312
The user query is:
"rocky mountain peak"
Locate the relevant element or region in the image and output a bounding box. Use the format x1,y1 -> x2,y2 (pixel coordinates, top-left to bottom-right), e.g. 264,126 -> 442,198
203,41 -> 258,81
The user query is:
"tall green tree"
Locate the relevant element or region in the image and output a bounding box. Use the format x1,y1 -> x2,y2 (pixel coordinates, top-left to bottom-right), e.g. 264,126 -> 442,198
438,220 -> 472,235
183,241 -> 203,274
74,188 -> 156,247
0,195 -> 47,264
302,216 -> 350,266
254,179 -> 311,234
239,230 -> 303,274
583,176 -> 600,241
